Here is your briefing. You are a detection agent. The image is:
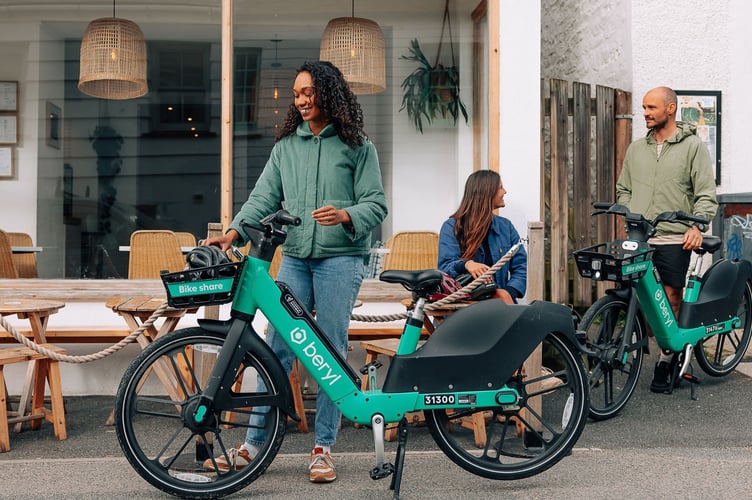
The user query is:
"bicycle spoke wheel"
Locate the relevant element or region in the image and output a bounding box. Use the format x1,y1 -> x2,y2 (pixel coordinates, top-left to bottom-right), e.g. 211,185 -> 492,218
579,294 -> 644,420
115,328 -> 286,499
424,333 -> 588,480
695,280 -> 752,377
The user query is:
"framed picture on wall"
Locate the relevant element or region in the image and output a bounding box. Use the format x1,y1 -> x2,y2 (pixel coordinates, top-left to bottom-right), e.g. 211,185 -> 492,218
0,147 -> 12,178
675,90 -> 721,184
46,101 -> 61,149
0,81 -> 18,112
0,114 -> 17,144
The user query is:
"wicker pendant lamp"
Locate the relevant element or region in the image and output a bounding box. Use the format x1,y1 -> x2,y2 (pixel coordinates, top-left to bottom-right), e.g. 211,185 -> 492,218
320,0 -> 385,94
78,1 -> 148,100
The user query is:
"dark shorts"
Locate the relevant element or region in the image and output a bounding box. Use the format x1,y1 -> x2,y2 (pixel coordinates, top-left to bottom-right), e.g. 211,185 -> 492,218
652,244 -> 691,288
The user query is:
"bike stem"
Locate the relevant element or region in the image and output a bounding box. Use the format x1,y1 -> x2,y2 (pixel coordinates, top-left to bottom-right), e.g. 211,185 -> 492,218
617,286 -> 641,364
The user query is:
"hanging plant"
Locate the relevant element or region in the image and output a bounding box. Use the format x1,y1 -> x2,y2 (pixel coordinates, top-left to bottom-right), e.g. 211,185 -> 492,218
399,2 -> 468,133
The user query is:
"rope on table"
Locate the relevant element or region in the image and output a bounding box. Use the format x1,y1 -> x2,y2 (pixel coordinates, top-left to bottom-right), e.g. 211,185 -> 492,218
0,301 -> 170,363
349,240 -> 524,322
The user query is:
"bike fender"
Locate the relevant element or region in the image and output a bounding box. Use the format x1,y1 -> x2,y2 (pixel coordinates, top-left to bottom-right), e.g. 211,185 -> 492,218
382,300 -> 578,393
197,318 -> 300,422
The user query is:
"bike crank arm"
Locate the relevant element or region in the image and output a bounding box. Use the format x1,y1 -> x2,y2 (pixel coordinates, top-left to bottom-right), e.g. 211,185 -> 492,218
369,414 -> 395,480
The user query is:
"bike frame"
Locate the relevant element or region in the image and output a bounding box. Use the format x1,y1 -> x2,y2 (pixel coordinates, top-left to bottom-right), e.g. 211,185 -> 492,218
193,253 -> 519,427
616,251 -> 741,353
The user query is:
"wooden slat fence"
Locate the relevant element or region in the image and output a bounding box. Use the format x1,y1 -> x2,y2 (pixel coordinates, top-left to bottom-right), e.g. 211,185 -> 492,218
541,79 -> 632,311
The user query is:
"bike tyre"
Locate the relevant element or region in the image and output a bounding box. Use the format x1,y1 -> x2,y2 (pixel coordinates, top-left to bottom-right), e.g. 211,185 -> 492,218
694,280 -> 752,377
115,327 -> 286,499
424,332 -> 588,480
579,294 -> 645,421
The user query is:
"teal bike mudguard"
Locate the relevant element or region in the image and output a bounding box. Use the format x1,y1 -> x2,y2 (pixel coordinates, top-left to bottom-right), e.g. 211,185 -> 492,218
382,299 -> 577,393
197,317 -> 299,421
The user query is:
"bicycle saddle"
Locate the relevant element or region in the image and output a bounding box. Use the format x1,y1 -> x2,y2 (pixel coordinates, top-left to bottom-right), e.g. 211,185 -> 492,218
380,269 -> 443,294
695,236 -> 722,255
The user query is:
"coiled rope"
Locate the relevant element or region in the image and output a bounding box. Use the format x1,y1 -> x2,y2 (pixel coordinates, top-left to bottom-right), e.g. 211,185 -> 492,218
350,240 -> 524,322
0,240 -> 523,362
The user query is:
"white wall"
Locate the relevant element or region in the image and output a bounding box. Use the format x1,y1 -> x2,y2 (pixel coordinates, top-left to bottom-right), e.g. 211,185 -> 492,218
541,0 -> 632,91
632,0 -> 752,194
500,0 -> 542,238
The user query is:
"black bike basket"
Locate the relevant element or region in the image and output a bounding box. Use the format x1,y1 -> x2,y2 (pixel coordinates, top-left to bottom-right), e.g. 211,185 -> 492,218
573,240 -> 654,282
160,261 -> 244,308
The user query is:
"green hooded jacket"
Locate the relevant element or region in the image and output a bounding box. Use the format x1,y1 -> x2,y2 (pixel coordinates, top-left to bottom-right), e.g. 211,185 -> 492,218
616,121 -> 717,237
228,122 -> 388,258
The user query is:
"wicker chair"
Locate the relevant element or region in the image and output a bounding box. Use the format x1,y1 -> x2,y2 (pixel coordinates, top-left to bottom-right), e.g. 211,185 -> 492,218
0,230 -> 19,279
174,232 -> 197,248
6,232 -> 38,278
381,231 -> 439,271
127,230 -> 186,279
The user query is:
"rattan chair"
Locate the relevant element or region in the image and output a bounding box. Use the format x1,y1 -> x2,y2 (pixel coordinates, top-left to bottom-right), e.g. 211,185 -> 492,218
6,232 -> 38,278
174,232 -> 197,248
127,230 -> 186,279
0,230 -> 19,279
381,231 -> 439,271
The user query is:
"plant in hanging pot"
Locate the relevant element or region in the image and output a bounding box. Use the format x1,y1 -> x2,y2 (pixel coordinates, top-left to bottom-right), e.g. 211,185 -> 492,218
399,39 -> 468,133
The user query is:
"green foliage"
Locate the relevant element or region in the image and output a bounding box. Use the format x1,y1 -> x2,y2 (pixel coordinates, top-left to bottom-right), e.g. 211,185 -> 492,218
399,39 -> 468,133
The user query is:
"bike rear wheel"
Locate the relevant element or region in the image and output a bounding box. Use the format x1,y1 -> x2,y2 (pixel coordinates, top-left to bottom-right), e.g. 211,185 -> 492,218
424,332 -> 588,480
695,280 -> 752,377
579,294 -> 645,421
115,328 -> 286,499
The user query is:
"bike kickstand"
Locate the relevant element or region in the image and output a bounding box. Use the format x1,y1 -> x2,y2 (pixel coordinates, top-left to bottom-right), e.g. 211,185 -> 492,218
390,417 -> 409,500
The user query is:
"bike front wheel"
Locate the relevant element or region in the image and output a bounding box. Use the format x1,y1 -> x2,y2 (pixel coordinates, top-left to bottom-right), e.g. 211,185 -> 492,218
115,328 -> 287,499
695,279 -> 752,377
424,332 -> 588,480
579,294 -> 645,421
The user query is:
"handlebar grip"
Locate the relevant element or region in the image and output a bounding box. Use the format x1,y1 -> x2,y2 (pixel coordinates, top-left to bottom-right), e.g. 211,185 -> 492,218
275,210 -> 302,226
676,211 -> 709,224
593,202 -> 613,210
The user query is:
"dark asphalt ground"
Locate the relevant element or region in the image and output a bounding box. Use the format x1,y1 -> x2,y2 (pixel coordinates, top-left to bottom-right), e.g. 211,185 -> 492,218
2,340 -> 752,499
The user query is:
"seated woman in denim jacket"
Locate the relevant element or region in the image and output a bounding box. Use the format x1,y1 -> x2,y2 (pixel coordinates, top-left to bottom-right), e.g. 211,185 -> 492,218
438,170 -> 527,304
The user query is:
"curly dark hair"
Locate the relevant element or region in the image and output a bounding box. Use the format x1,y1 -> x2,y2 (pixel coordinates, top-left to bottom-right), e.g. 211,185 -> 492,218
275,60 -> 367,149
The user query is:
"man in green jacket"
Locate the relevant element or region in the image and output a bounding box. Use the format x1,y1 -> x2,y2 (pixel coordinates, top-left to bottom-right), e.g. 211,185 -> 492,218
616,86 -> 717,394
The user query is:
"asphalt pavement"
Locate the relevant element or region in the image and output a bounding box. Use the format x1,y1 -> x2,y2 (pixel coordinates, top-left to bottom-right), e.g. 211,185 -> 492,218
3,340 -> 752,499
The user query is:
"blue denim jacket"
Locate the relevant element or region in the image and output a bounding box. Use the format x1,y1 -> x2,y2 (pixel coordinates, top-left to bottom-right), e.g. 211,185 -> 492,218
438,216 -> 527,299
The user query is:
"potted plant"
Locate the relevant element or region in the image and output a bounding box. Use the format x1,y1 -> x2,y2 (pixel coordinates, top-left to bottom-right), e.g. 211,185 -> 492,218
399,39 -> 468,133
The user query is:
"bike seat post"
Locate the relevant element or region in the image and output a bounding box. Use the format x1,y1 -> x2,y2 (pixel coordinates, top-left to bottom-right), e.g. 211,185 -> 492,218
397,296 -> 427,355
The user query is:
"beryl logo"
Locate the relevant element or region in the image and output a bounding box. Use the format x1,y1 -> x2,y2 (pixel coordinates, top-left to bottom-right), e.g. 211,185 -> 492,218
290,327 -> 307,345
289,326 -> 341,386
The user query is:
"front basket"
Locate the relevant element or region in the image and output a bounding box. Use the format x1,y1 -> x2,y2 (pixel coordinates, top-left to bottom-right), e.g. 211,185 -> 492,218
573,240 -> 654,282
160,261 -> 244,308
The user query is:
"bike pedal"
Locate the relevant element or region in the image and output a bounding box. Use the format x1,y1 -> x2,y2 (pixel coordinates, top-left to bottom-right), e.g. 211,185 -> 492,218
359,360 -> 383,375
369,462 -> 395,480
681,373 -> 700,385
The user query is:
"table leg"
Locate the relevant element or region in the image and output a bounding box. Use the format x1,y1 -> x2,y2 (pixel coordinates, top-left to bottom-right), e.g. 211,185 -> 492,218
13,313 -> 49,433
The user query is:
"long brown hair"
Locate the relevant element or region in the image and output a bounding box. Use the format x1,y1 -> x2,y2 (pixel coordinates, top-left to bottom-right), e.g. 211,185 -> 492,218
451,170 -> 500,259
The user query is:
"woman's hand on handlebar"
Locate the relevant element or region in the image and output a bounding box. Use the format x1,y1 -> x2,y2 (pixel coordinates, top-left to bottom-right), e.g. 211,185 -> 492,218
202,229 -> 239,251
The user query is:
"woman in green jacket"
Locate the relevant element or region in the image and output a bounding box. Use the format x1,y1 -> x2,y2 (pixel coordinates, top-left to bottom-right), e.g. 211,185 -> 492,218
203,61 -> 387,482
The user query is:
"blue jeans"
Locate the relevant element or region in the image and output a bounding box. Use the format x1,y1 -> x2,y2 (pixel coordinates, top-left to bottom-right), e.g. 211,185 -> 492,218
246,254 -> 365,448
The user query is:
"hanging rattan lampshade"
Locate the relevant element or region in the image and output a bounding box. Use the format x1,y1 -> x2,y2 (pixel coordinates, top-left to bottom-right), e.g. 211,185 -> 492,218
320,16 -> 385,94
78,17 -> 148,100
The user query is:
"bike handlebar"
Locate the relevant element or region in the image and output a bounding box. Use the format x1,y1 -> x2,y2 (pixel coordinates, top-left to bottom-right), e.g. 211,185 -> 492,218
591,202 -> 710,242
260,209 -> 302,227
